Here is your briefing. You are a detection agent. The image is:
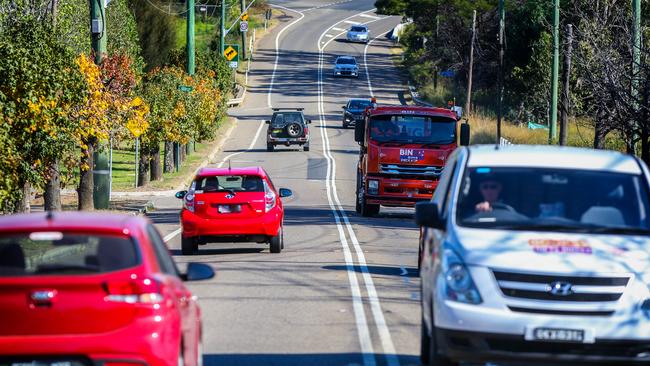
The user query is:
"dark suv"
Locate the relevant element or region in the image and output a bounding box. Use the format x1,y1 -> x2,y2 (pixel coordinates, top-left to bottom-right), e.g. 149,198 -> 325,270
341,98 -> 372,128
266,108 -> 311,152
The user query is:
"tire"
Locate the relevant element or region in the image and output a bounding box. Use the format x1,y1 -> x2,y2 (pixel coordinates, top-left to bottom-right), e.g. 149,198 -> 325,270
343,121 -> 349,129
303,143 -> 310,152
267,143 -> 274,152
355,171 -> 362,214
285,122 -> 303,138
360,199 -> 380,217
357,174 -> 380,217
420,315 -> 431,365
181,236 -> 197,255
269,227 -> 283,253
425,310 -> 458,366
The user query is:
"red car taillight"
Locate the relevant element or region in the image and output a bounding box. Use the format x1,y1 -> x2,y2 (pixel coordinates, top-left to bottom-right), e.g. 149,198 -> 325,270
103,278 -> 163,304
184,193 -> 195,212
265,190 -> 276,213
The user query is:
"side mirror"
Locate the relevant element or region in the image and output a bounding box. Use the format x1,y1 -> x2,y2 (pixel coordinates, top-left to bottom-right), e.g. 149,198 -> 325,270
415,202 -> 446,230
460,122 -> 470,146
175,190 -> 188,199
265,120 -> 271,124
279,188 -> 293,198
342,106 -> 346,109
183,262 -> 215,281
307,120 -> 312,124
354,118 -> 366,143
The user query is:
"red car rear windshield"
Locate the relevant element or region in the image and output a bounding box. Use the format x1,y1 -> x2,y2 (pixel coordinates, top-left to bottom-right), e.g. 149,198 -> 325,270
195,175 -> 264,192
0,233 -> 139,276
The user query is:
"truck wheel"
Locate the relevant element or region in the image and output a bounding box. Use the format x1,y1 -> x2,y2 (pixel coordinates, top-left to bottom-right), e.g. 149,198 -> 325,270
360,199 -> 380,217
181,236 -> 198,255
269,227 -> 283,253
355,172 -> 362,213
267,143 -> 274,152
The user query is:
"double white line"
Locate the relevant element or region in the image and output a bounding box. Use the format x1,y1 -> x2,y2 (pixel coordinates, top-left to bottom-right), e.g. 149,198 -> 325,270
316,10 -> 399,366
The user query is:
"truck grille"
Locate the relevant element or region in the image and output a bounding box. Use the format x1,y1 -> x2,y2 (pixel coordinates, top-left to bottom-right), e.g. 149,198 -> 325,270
493,270 -> 630,315
379,164 -> 443,177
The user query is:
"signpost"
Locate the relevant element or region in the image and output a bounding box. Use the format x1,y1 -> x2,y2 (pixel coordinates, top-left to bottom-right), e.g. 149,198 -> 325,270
224,44 -> 239,68
240,21 -> 248,32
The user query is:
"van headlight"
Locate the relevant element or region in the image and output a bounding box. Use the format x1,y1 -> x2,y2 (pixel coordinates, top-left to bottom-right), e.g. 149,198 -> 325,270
441,248 -> 482,304
367,179 -> 379,195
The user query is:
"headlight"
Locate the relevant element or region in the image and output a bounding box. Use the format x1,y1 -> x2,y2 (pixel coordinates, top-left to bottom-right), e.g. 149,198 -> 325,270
367,179 -> 379,195
441,248 -> 482,304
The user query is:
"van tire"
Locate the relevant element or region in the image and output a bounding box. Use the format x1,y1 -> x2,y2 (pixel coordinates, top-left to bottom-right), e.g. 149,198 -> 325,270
267,143 -> 274,152
181,236 -> 197,255
420,314 -> 431,365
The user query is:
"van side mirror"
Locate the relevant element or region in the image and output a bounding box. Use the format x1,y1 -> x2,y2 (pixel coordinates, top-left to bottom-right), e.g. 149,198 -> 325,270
265,120 -> 271,124
354,119 -> 366,143
460,122 -> 470,146
279,188 -> 292,198
415,202 -> 446,230
175,190 -> 188,199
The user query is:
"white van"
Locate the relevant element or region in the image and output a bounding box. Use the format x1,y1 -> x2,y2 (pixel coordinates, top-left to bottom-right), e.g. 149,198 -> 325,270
417,145 -> 650,365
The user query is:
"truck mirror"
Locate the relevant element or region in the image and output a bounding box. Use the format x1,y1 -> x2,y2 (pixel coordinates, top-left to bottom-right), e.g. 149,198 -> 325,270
354,119 -> 365,143
460,122 -> 470,146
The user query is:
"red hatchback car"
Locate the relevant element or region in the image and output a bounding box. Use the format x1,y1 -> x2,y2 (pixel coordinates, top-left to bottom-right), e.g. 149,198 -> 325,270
176,166 -> 292,255
0,212 -> 214,366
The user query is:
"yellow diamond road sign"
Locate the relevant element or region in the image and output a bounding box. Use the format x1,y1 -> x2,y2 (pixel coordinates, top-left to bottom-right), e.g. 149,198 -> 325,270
224,46 -> 237,61
240,12 -> 249,21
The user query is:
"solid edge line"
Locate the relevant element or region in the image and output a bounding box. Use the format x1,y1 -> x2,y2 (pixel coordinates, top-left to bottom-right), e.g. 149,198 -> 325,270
164,228 -> 182,243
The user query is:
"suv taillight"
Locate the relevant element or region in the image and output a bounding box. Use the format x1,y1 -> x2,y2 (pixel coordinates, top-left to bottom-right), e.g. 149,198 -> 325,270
304,126 -> 309,136
184,193 -> 195,212
104,278 -> 163,304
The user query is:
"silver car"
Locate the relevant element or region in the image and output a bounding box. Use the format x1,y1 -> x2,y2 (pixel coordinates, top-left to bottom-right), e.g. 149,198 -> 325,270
347,25 -> 369,43
417,145 -> 650,366
333,56 -> 359,78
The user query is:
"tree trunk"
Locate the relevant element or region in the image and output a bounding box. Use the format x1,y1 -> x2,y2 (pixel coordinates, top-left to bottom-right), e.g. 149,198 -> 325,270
138,148 -> 151,187
185,142 -> 192,156
78,141 -> 95,210
593,120 -> 608,150
164,141 -> 174,173
559,24 -> 573,146
14,180 -> 31,213
150,143 -> 162,181
180,143 -> 187,164
44,160 -> 61,211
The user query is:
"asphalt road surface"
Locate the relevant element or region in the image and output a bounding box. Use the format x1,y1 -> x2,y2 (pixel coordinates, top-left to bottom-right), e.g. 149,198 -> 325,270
146,2 -> 488,365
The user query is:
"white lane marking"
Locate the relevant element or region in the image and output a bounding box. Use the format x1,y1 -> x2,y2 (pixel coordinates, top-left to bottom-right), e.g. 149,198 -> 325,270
343,20 -> 360,25
325,34 -> 334,38
164,228 -> 182,243
317,10 -> 400,366
217,119 -> 266,168
363,30 -> 393,98
359,13 -> 381,19
332,27 -> 345,32
303,0 -> 353,12
267,4 -> 305,108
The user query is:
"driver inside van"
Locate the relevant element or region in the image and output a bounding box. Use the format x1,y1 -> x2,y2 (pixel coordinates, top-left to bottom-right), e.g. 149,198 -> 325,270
475,176 -> 504,213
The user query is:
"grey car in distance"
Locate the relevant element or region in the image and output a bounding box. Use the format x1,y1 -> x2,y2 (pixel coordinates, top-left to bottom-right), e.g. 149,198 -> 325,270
333,56 -> 359,78
347,25 -> 369,43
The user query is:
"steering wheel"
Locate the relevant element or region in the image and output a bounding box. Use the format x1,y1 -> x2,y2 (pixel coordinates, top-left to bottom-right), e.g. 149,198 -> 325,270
413,128 -> 423,137
491,202 -> 516,212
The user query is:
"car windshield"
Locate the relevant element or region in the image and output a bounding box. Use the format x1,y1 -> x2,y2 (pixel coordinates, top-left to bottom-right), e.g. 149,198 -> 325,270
271,112 -> 304,126
0,233 -> 139,276
348,100 -> 371,110
368,115 -> 456,144
456,167 -> 650,233
350,26 -> 366,32
337,58 -> 356,65
195,175 -> 265,192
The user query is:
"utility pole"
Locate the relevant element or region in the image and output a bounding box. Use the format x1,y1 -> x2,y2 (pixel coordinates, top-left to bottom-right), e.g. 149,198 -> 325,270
465,9 -> 477,116
220,0 -> 226,56
632,0 -> 641,153
90,0 -> 109,209
240,0 -> 247,59
496,0 -> 505,142
549,0 -> 560,143
186,0 -> 195,75
560,24 -> 573,146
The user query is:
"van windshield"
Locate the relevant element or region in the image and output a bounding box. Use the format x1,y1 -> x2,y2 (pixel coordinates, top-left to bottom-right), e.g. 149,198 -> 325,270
369,115 -> 456,144
456,167 -> 650,233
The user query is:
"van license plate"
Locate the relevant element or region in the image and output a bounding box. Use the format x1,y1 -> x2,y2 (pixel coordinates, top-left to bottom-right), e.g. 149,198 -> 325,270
526,327 -> 585,343
218,205 -> 241,213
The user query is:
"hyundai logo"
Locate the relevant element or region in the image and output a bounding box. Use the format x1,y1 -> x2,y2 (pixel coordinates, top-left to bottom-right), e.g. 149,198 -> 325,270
548,281 -> 573,296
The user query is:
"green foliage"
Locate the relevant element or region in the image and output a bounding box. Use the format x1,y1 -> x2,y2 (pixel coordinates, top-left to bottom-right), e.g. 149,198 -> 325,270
129,0 -> 177,70
106,0 -> 145,73
375,0 -> 406,15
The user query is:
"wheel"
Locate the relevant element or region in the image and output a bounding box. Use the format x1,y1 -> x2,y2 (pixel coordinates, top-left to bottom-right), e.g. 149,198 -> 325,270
343,121 -> 349,129
424,310 -> 458,366
355,171 -> 362,213
269,227 -> 283,253
420,315 -> 431,365
181,236 -> 198,255
285,122 -> 303,138
303,143 -> 310,152
358,176 -> 379,217
267,143 -> 274,152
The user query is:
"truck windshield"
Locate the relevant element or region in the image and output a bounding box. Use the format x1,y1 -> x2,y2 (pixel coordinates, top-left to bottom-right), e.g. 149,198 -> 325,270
456,167 -> 650,234
369,115 -> 456,144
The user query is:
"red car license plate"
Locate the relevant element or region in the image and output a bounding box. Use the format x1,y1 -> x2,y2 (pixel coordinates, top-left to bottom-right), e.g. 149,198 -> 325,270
218,205 -> 241,213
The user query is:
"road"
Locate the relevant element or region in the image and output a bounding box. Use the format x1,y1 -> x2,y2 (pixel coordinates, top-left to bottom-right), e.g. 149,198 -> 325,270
149,1 -> 424,365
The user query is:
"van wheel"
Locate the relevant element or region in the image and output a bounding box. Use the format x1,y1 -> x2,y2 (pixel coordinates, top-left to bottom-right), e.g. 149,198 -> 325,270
269,227 -> 283,253
181,236 -> 197,255
425,311 -> 458,366
267,143 -> 274,152
420,314 -> 431,365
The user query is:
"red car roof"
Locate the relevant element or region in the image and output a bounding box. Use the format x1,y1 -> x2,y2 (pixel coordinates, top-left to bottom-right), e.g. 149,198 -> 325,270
196,166 -> 266,178
368,105 -> 457,119
0,211 -> 146,233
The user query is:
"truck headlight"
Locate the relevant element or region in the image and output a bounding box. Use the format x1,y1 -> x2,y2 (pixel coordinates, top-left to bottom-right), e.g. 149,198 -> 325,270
367,179 -> 379,195
441,248 -> 482,304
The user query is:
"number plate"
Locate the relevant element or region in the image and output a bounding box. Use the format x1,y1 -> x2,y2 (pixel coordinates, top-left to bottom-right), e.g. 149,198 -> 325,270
525,327 -> 594,343
218,205 -> 241,213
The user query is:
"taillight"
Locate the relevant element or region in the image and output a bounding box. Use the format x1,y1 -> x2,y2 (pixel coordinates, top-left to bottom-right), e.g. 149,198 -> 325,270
304,126 -> 309,136
184,193 -> 195,212
104,278 -> 163,304
265,190 -> 276,213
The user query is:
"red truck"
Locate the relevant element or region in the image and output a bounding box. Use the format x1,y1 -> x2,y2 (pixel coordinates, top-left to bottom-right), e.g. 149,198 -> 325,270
354,104 -> 469,216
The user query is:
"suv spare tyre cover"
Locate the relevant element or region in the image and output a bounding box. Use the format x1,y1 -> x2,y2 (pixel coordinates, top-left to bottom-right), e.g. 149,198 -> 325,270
286,122 -> 304,137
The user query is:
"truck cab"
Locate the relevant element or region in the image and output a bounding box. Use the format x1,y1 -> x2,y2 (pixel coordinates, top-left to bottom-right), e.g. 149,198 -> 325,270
354,105 -> 469,216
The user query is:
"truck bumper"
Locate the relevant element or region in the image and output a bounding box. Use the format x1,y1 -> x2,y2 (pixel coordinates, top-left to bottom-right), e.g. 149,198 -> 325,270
365,176 -> 438,207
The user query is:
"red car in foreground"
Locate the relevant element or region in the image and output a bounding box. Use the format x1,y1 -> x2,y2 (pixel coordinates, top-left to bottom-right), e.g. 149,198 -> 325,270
0,212 -> 214,366
177,166 -> 292,255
